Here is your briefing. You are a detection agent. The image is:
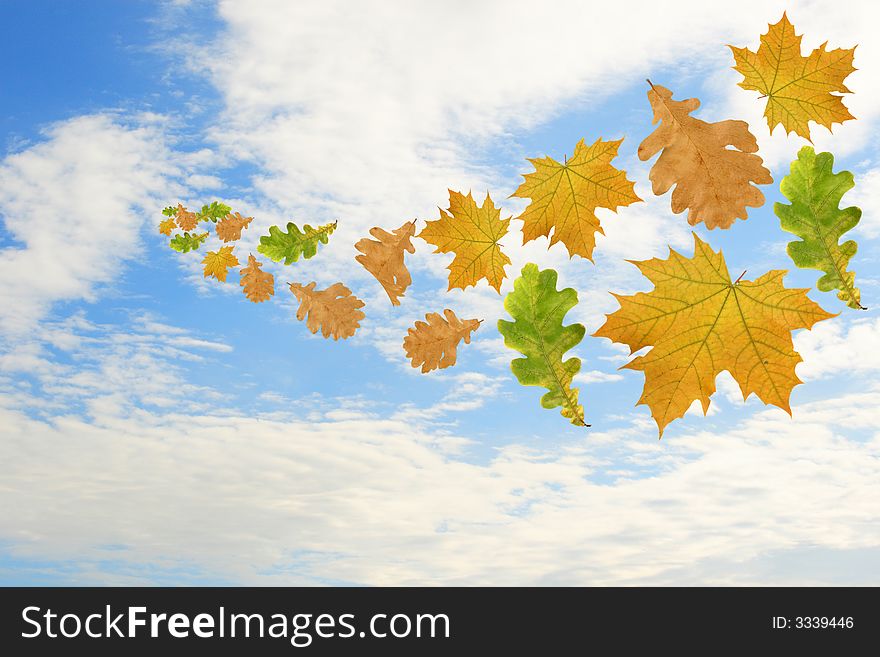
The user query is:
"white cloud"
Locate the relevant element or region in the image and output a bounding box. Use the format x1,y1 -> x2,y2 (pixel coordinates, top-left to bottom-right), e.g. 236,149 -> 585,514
0,115 -> 179,334
795,316 -> 880,380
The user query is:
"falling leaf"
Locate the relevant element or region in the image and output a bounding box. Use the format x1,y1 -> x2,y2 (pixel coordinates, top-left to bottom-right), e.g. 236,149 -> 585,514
775,146 -> 864,310
174,203 -> 200,231
258,221 -> 337,265
202,246 -> 239,283
169,232 -> 209,253
594,233 -> 835,436
198,201 -> 232,223
403,309 -> 480,373
288,281 -> 365,340
161,206 -> 177,217
355,220 -> 416,305
512,137 -> 641,260
498,264 -> 587,427
158,217 -> 177,236
239,254 -> 275,303
638,82 -> 773,229
730,12 -> 856,140
216,211 -> 254,242
418,190 -> 510,292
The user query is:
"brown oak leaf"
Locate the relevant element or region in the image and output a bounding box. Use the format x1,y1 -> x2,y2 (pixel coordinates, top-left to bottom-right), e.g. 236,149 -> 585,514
239,254 -> 275,303
354,220 -> 416,305
216,211 -> 254,242
288,281 -> 365,340
403,309 -> 480,373
174,203 -> 200,231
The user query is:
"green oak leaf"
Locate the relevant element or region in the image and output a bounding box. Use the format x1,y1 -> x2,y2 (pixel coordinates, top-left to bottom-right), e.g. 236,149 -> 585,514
161,206 -> 177,217
498,263 -> 588,427
198,201 -> 232,223
775,146 -> 865,310
257,220 -> 337,265
169,232 -> 209,253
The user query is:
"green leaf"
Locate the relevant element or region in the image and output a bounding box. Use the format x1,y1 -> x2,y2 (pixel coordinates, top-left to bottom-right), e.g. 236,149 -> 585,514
198,201 -> 232,223
774,146 -> 864,310
169,232 -> 209,253
497,263 -> 588,427
257,220 -> 337,265
162,206 -> 177,217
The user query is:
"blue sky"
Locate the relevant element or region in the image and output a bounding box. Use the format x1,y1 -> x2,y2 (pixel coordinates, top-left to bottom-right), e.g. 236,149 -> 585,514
1,0 -> 879,585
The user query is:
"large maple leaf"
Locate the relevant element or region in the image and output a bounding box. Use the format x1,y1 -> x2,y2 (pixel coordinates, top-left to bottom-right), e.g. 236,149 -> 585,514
258,221 -> 337,265
594,233 -> 834,436
202,246 -> 239,283
418,190 -> 510,292
498,264 -> 587,427
355,220 -> 416,305
775,146 -> 864,310
730,12 -> 856,140
512,137 -> 641,260
403,309 -> 480,373
239,254 -> 275,303
638,82 -> 772,229
288,281 -> 365,340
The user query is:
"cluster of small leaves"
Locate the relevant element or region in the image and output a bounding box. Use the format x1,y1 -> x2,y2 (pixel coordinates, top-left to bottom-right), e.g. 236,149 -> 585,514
155,13 -> 863,436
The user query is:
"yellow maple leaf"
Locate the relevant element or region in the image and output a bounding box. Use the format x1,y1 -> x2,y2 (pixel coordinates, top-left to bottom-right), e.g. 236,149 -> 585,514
158,217 -> 177,236
512,137 -> 641,260
202,246 -> 239,283
594,233 -> 835,436
638,82 -> 773,229
418,190 -> 511,293
730,12 -> 856,140
239,254 -> 274,303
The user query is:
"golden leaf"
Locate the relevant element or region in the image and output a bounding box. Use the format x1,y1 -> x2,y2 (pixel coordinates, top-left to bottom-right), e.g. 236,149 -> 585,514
216,212 -> 253,242
202,246 -> 239,283
158,217 -> 177,236
512,137 -> 641,260
638,82 -> 773,229
418,190 -> 510,293
403,309 -> 480,373
239,254 -> 274,303
288,282 -> 365,340
594,233 -> 834,436
355,220 -> 416,305
174,203 -> 200,232
730,12 -> 856,140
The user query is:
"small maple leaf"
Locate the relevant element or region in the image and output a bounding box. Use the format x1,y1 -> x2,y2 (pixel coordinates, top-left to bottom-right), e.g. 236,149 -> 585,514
418,190 -> 511,293
158,217 -> 177,236
216,211 -> 254,242
355,220 -> 417,305
174,203 -> 200,232
594,233 -> 835,436
498,264 -> 587,427
169,232 -> 209,253
403,309 -> 480,373
239,254 -> 275,303
288,281 -> 365,340
258,221 -> 337,265
730,12 -> 856,140
638,82 -> 773,229
775,146 -> 864,310
202,246 -> 239,283
512,137 -> 641,260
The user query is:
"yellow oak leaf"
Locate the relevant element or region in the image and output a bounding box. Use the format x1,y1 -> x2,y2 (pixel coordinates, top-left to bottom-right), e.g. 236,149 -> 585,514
174,203 -> 200,231
216,211 -> 253,242
512,137 -> 641,260
288,282 -> 365,340
355,220 -> 417,305
158,217 -> 176,236
418,190 -> 510,293
638,82 -> 773,229
594,233 -> 834,436
239,254 -> 274,303
730,12 -> 856,140
403,309 -> 480,373
202,246 -> 239,283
